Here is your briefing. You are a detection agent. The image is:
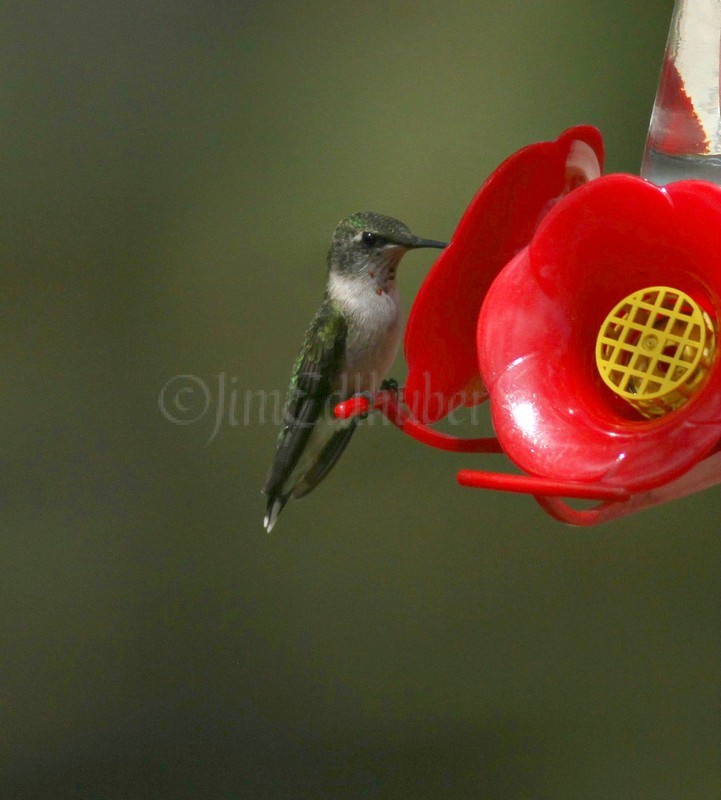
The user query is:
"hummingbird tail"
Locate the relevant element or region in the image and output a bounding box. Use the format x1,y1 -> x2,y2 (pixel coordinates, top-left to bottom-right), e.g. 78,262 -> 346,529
264,493 -> 288,533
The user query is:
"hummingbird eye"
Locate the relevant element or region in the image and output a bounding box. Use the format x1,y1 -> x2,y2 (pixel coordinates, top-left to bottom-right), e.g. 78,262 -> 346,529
361,231 -> 385,248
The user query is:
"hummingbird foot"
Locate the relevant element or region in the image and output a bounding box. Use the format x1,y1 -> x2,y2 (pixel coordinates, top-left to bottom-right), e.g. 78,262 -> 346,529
346,380 -> 399,419
354,391 -> 375,420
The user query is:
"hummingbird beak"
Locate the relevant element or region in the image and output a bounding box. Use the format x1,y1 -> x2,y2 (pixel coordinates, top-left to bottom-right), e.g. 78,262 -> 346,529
405,236 -> 448,250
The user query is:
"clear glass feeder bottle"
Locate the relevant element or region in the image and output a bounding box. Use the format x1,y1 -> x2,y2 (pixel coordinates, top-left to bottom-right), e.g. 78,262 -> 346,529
642,0 -> 721,185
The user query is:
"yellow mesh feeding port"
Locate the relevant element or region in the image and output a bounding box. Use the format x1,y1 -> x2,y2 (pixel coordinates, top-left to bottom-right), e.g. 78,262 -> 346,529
595,286 -> 716,419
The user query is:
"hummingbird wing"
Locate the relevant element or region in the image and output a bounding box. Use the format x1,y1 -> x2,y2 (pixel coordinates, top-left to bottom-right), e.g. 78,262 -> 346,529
291,418 -> 357,500
263,300 -> 348,506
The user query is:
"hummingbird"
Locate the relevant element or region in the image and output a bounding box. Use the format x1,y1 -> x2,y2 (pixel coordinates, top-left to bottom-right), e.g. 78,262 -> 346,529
262,211 -> 447,532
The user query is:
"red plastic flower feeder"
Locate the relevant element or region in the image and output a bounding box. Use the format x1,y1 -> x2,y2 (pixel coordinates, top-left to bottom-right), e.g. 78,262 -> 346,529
469,172 -> 721,523
335,1 -> 721,524
335,125 -> 721,524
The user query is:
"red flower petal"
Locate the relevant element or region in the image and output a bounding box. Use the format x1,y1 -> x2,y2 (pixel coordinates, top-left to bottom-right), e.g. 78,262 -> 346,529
404,125 -> 603,422
477,174 -> 721,491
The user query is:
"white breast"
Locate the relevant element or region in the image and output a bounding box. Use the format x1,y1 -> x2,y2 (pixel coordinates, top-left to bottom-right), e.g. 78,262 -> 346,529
328,272 -> 402,395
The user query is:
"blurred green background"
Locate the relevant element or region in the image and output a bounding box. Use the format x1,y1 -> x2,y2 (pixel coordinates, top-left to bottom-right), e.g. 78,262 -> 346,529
3,1 -> 719,798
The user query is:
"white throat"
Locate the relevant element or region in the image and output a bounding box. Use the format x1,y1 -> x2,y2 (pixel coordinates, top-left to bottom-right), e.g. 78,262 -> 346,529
327,271 -> 400,322
327,270 -> 403,394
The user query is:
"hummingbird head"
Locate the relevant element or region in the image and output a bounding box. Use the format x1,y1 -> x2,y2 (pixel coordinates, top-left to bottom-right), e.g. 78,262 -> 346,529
327,212 -> 447,289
